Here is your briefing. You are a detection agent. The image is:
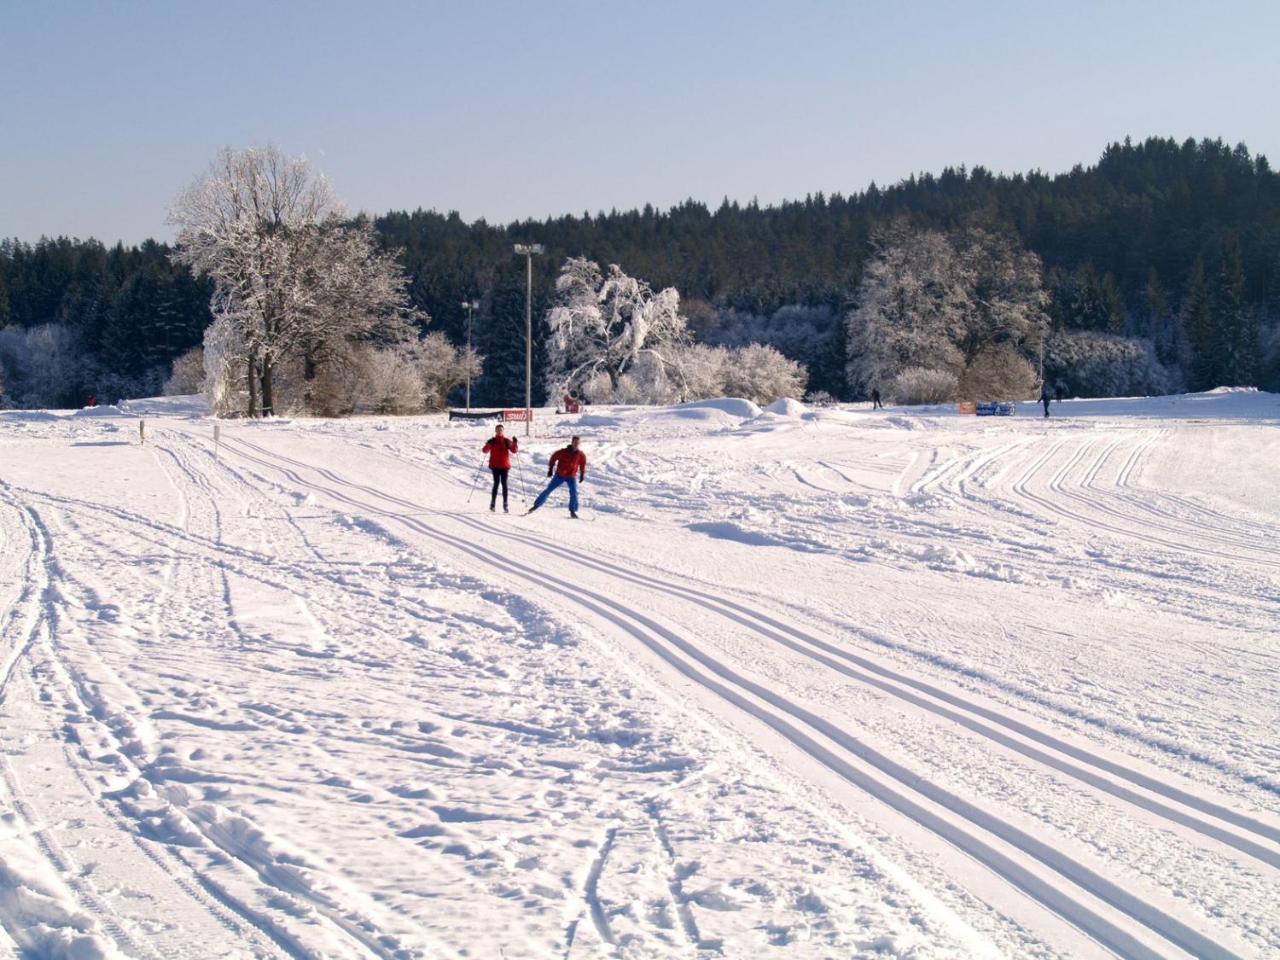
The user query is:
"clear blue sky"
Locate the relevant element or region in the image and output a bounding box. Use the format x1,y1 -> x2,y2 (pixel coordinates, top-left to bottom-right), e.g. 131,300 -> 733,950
3,0 -> 1278,245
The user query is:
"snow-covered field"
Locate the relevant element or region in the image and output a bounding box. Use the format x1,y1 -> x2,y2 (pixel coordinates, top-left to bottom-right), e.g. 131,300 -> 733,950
1,390 -> 1277,959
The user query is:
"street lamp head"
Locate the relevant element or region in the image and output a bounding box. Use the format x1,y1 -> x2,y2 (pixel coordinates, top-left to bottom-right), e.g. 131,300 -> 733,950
514,243 -> 544,256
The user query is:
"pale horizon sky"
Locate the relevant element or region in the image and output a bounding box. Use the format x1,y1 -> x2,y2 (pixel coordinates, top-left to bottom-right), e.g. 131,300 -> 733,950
3,0 -> 1279,246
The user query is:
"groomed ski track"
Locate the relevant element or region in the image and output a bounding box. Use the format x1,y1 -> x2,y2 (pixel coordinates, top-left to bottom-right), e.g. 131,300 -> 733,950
176,422 -> 1275,960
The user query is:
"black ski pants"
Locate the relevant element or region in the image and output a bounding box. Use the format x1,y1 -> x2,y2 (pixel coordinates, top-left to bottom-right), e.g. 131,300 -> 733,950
489,468 -> 509,507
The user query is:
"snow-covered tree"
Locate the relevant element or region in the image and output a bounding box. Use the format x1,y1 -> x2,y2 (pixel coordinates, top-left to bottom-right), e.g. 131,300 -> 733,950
169,147 -> 426,417
845,219 -> 1050,401
955,225 -> 1050,369
845,222 -> 968,397
545,257 -> 687,401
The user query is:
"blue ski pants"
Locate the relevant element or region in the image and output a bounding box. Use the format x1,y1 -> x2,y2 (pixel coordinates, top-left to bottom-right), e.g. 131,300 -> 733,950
534,475 -> 578,513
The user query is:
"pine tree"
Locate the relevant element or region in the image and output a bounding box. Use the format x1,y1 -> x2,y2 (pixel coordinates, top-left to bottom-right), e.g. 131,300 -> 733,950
1184,259 -> 1216,390
1211,234 -> 1253,385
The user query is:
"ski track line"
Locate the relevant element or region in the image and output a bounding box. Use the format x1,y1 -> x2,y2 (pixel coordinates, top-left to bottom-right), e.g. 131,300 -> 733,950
236,434 -> 1280,856
583,826 -> 619,951
1100,431 -> 1274,541
445,515 -> 1280,867
0,482 -> 154,958
19,497 -> 331,960
158,433 -> 466,960
645,798 -> 708,954
213,433 -> 1255,960
1014,435 -> 1280,574
356,440 -> 1280,857
1067,432 -> 1280,564
238,431 -> 1279,797
0,481 -> 279,959
22,475 -> 416,959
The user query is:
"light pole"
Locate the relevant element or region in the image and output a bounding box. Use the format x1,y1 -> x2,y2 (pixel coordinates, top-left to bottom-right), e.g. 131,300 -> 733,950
513,243 -> 543,436
461,299 -> 479,411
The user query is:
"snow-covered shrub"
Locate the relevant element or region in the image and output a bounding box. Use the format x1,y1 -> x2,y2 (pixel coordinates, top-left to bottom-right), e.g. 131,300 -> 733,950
805,390 -> 837,406
410,332 -> 478,411
890,367 -> 958,405
1044,330 -> 1174,398
353,345 -> 426,414
957,347 -> 1040,400
721,343 -> 808,404
164,347 -> 205,396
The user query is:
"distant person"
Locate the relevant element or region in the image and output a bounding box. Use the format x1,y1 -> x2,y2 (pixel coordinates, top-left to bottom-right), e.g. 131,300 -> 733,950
1040,385 -> 1051,418
527,435 -> 587,518
871,388 -> 883,410
85,394 -> 96,408
482,423 -> 518,512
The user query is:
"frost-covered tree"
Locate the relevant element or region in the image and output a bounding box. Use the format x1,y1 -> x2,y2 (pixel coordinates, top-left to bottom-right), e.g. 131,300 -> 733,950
955,225 -> 1050,369
545,257 -> 687,400
169,147 -> 426,417
845,220 -> 1050,401
845,222 -> 968,397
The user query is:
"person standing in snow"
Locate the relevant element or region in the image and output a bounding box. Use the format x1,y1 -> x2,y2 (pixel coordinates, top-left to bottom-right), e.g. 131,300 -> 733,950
527,436 -> 587,518
1040,385 -> 1051,418
871,388 -> 883,410
482,423 -> 518,513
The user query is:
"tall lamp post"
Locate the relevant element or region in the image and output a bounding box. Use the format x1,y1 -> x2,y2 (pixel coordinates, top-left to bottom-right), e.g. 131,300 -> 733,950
461,299 -> 479,411
513,243 -> 543,436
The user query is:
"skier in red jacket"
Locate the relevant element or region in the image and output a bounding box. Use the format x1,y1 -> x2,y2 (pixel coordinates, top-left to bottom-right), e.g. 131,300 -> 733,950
527,436 -> 587,518
482,423 -> 518,512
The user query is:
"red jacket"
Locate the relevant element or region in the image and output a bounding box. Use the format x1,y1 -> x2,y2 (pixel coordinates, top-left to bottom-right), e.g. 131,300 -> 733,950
483,435 -> 517,469
549,447 -> 587,479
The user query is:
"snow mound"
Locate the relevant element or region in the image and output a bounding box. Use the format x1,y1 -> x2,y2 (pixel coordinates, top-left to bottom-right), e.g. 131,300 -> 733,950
763,398 -> 808,417
119,395 -> 211,418
572,414 -> 625,428
70,405 -> 125,418
674,398 -> 762,419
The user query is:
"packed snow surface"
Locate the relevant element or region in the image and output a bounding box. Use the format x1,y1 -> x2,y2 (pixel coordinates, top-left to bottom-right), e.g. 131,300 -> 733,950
0,391 -> 1277,959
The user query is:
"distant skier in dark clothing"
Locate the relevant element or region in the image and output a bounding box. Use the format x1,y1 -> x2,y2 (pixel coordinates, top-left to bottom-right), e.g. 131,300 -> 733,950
1040,386 -> 1051,418
482,424 -> 518,512
871,388 -> 883,410
528,436 -> 587,518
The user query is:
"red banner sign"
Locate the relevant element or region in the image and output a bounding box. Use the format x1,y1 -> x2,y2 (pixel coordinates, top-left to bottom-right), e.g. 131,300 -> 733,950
502,409 -> 532,422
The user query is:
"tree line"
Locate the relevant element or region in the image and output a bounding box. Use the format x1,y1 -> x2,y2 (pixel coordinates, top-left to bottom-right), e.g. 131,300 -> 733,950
2,135 -> 1278,409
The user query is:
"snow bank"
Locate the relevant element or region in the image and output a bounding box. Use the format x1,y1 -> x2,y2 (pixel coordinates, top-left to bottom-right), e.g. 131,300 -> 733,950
763,397 -> 809,417
674,397 -> 762,419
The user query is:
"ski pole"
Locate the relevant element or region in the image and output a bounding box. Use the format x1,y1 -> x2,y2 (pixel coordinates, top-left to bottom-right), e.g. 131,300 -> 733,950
514,450 -> 528,503
466,458 -> 487,503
